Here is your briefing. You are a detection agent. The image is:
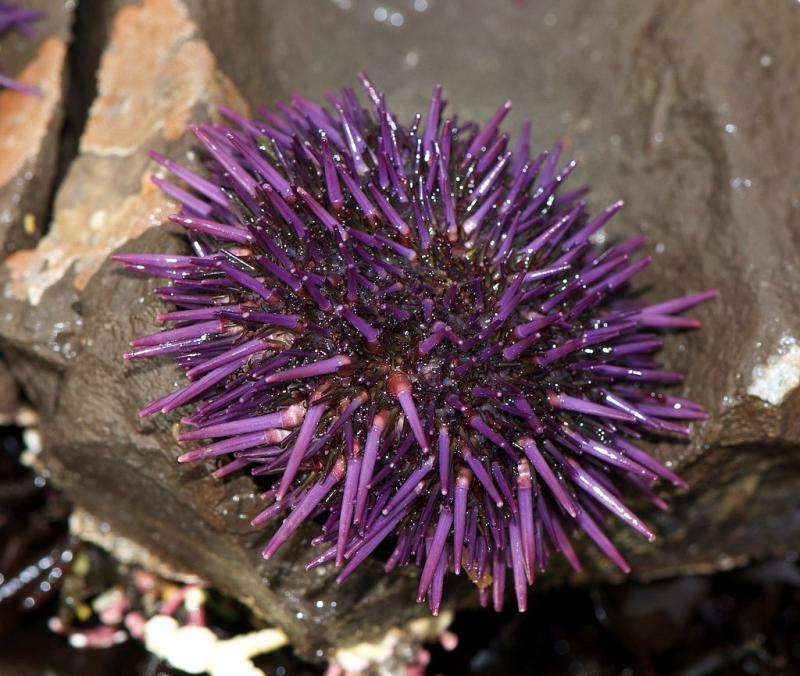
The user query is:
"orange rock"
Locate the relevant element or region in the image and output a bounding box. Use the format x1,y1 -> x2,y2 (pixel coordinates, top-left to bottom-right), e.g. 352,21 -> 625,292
82,0 -> 244,155
4,0 -> 247,304
0,37 -> 66,189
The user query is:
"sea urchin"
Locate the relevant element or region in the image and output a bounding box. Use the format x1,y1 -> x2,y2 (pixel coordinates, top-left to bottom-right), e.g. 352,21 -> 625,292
114,76 -> 716,614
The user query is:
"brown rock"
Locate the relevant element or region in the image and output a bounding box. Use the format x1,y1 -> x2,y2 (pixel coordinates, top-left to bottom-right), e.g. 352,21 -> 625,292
589,0 -> 800,579
0,357 -> 19,420
80,0 -> 242,153
0,0 -> 423,659
2,0 -> 800,658
0,0 -> 71,254
4,0 -> 245,305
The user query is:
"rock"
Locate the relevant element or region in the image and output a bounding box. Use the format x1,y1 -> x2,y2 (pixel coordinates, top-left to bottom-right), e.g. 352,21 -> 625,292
2,0 -> 800,659
0,357 -> 19,421
3,0 -> 245,306
0,0 -> 72,255
598,577 -> 711,653
0,0 -> 423,659
590,0 -> 800,579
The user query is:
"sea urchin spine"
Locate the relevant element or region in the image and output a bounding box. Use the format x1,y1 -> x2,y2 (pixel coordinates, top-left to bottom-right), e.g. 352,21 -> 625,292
115,75 -> 716,614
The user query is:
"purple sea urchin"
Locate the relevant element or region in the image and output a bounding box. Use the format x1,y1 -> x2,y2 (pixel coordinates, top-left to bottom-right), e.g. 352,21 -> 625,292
115,76 -> 716,614
0,3 -> 45,94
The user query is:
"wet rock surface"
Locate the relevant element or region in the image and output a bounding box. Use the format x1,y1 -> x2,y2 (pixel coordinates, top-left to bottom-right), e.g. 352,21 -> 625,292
0,0 -> 72,254
0,357 -> 20,419
1,0 -> 799,659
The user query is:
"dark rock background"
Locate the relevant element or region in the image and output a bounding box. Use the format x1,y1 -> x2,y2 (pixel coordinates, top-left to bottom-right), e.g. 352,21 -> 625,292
1,0 -> 800,666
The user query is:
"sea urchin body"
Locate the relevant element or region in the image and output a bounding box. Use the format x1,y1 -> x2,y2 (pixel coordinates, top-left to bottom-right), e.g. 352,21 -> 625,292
114,76 -> 715,614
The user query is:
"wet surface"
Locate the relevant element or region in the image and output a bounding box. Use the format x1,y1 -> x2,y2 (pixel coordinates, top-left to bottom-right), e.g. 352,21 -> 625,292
187,0 -> 800,468
195,0 -> 633,212
0,0 -> 73,252
1,0 -> 800,665
3,415 -> 799,676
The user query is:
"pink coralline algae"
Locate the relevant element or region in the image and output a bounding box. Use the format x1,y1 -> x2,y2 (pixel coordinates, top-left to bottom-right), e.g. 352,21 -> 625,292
114,76 -> 716,614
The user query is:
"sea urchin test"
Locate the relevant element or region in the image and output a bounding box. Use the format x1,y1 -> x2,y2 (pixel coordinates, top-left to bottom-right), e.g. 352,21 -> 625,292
114,75 -> 716,614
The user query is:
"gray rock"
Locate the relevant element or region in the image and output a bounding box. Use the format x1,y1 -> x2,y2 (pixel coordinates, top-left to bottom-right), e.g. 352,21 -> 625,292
0,357 -> 19,420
